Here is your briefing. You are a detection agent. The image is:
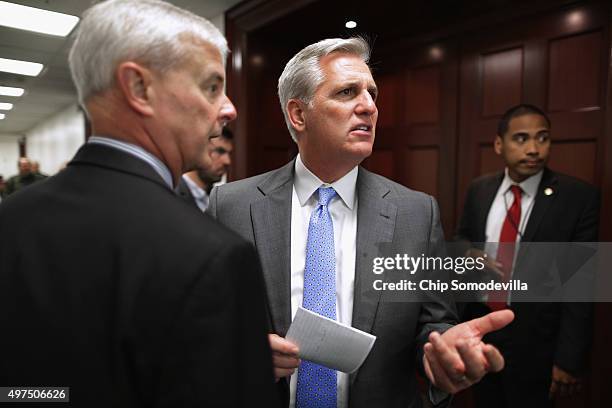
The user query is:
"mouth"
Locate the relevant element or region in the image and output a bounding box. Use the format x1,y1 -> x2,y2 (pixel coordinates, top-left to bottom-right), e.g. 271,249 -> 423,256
349,124 -> 373,136
520,159 -> 542,167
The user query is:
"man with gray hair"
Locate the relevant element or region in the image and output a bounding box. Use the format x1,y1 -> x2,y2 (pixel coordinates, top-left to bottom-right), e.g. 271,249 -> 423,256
209,37 -> 514,407
0,1 -> 277,407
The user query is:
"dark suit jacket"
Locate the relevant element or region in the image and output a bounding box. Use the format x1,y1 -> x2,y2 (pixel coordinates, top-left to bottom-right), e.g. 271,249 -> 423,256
0,143 -> 278,407
176,176 -> 199,210
455,168 -> 600,380
208,160 -> 457,408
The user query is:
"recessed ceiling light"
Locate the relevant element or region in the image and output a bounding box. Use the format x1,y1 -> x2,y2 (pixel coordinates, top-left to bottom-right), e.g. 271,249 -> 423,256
345,20 -> 357,29
0,86 -> 24,97
0,102 -> 13,110
0,57 -> 43,76
430,46 -> 443,60
0,1 -> 79,37
0,113 -> 5,119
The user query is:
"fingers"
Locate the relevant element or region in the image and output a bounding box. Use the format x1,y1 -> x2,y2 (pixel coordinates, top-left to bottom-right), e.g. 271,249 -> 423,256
456,340 -> 487,382
273,366 -> 298,381
550,378 -> 582,398
272,352 -> 300,369
424,342 -> 463,393
549,381 -> 557,400
269,333 -> 299,356
485,260 -> 505,280
465,249 -> 503,278
550,380 -> 578,399
424,331 -> 477,394
482,344 -> 504,372
269,334 -> 300,381
469,310 -> 514,336
429,331 -> 465,381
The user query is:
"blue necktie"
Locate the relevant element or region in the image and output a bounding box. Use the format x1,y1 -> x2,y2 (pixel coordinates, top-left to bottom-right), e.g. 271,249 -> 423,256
296,186 -> 337,408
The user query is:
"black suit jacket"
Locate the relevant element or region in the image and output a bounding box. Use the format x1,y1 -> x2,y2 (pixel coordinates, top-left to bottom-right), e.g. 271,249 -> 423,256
455,168 -> 600,379
176,176 -> 200,210
0,143 -> 278,407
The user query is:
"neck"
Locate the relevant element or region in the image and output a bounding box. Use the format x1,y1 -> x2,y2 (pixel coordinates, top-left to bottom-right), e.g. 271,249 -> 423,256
300,152 -> 357,183
87,93 -> 182,186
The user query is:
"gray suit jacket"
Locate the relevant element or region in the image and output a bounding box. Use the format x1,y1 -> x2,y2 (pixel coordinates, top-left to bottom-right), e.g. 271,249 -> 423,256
208,160 -> 457,408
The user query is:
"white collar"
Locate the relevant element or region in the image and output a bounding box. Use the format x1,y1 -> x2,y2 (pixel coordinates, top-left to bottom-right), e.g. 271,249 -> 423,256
293,154 -> 357,209
500,167 -> 543,198
88,135 -> 173,189
181,174 -> 206,200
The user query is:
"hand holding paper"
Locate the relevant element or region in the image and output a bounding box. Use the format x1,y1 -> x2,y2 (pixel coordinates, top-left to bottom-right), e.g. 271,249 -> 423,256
269,334 -> 301,382
286,306 -> 376,373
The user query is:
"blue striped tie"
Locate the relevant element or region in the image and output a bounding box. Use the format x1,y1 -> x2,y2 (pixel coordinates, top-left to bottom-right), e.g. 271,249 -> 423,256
296,186 -> 337,408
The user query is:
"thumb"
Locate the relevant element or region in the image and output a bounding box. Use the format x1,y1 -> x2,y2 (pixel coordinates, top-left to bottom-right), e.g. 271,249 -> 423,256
469,310 -> 514,336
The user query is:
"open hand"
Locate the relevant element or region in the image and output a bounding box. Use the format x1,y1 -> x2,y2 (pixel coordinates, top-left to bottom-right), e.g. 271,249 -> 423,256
423,309 -> 514,393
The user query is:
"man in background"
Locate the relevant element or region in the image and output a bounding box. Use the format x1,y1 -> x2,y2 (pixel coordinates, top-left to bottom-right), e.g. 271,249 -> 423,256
210,37 -> 514,408
455,104 -> 599,407
4,157 -> 41,196
0,1 -> 277,407
31,160 -> 48,179
178,126 -> 233,212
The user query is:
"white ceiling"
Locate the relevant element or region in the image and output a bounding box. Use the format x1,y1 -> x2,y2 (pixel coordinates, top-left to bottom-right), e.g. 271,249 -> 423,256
0,0 -> 242,135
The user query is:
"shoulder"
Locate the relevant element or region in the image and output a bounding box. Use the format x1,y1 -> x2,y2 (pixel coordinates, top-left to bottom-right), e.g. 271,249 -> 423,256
550,170 -> 598,196
359,167 -> 436,212
468,172 -> 502,191
214,162 -> 293,201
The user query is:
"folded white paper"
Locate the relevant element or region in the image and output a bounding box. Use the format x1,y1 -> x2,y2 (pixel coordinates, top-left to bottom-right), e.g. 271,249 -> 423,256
286,306 -> 376,373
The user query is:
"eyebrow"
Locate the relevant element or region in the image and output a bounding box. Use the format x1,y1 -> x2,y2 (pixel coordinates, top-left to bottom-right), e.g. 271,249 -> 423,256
202,72 -> 224,84
511,129 -> 549,137
336,81 -> 378,94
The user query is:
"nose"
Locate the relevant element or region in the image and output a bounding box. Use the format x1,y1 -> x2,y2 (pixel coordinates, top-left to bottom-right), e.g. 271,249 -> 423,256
355,90 -> 377,116
219,95 -> 237,124
222,153 -> 232,167
525,138 -> 539,155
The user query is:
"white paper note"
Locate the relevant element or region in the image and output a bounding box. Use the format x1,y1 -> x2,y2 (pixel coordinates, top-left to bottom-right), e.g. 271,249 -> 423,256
285,306 -> 376,373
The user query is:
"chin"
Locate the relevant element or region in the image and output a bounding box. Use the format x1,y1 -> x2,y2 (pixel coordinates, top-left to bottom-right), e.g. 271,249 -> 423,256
347,140 -> 373,155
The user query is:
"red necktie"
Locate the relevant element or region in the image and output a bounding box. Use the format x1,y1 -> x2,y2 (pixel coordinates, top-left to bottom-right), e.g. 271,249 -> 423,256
488,185 -> 522,311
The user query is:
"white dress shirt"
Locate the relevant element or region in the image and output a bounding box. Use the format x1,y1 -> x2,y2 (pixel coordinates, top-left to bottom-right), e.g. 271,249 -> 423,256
484,168 -> 542,287
181,174 -> 209,212
289,154 -> 358,408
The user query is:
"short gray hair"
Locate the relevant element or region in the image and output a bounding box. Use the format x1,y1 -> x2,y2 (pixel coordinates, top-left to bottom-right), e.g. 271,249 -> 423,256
69,0 -> 228,111
277,37 -> 371,142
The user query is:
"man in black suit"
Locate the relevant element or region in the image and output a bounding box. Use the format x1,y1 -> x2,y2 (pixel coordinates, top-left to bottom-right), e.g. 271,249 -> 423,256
0,1 -> 277,407
455,104 -> 600,407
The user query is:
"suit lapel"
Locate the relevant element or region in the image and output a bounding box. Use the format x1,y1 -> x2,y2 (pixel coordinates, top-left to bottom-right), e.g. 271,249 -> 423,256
351,168 -> 397,334
522,168 -> 558,242
250,162 -> 295,336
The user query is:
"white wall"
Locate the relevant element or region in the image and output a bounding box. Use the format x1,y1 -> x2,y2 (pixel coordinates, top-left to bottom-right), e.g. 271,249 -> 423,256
0,136 -> 21,180
210,13 -> 225,34
26,104 -> 85,176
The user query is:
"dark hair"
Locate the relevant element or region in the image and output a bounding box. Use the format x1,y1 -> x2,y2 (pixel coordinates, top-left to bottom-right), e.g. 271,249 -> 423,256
497,104 -> 551,137
221,127 -> 234,140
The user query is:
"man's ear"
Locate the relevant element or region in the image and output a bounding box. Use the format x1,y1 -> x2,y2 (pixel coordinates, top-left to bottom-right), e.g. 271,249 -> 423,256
116,61 -> 155,116
287,99 -> 306,133
494,135 -> 503,155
